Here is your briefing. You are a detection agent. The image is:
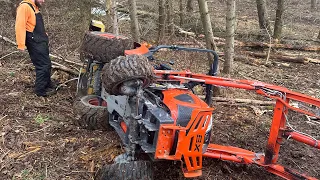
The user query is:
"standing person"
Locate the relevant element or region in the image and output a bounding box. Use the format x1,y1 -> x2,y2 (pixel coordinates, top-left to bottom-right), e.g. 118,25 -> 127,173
15,0 -> 56,97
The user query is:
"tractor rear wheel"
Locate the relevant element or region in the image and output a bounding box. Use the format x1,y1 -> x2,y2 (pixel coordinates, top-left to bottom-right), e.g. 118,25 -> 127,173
101,54 -> 154,95
73,95 -> 111,131
80,31 -> 133,63
95,161 -> 153,180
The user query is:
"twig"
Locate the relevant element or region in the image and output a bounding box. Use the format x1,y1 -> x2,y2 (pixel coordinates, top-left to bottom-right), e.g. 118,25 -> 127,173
191,37 -> 205,49
71,170 -> 95,173
18,147 -> 41,159
199,96 -> 276,106
52,65 -> 78,75
64,59 -> 83,67
172,25 -> 207,48
0,115 -> 7,121
173,24 -> 196,37
0,51 -> 20,60
20,125 -> 51,134
50,53 -> 82,66
56,77 -> 79,90
0,34 -> 17,45
45,163 -> 48,178
305,115 -> 320,126
265,26 -> 272,64
289,158 -> 302,171
0,150 -> 10,163
0,35 -> 82,66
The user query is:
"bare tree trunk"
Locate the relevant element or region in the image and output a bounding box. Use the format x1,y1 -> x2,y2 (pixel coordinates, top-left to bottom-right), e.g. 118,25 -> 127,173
79,0 -> 93,32
166,0 -> 174,34
158,0 -> 166,44
198,0 -> 217,65
318,29 -> 320,39
179,0 -> 184,26
311,0 -> 317,10
10,0 -> 21,18
128,0 -> 140,42
256,0 -> 271,32
198,0 -> 219,96
112,0 -> 119,35
105,0 -> 112,31
273,0 -> 285,40
187,0 -> 194,12
105,0 -> 118,34
223,0 -> 236,74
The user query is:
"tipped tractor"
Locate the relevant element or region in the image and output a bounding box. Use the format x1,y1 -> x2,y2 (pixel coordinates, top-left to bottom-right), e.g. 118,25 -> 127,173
73,27 -> 320,180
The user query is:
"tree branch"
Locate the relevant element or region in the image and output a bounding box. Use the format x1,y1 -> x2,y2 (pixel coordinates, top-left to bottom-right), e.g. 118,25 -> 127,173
199,96 -> 276,106
0,35 -> 82,66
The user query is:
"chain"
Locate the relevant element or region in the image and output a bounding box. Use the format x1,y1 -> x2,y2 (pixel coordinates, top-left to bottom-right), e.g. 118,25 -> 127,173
261,87 -> 318,146
261,87 -> 286,100
283,108 -> 318,145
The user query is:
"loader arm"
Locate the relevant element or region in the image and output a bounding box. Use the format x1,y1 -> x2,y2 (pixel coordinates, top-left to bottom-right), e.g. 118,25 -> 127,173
154,70 -> 320,180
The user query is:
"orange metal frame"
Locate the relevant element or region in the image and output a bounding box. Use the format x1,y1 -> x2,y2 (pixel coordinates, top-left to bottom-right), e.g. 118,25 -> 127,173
153,70 -> 320,180
125,43 -> 151,55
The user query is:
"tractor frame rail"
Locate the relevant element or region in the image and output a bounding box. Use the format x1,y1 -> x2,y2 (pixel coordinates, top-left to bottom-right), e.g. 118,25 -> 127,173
154,70 -> 320,180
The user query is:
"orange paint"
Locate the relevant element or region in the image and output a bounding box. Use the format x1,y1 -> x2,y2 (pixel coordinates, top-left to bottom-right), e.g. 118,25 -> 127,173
120,121 -> 127,133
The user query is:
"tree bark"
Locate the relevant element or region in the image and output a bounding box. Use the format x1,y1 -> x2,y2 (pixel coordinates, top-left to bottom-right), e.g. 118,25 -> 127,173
173,25 -> 206,48
187,0 -> 194,12
273,0 -> 285,40
128,0 -> 140,42
198,0 -> 217,66
112,0 -> 119,35
209,97 -> 276,106
117,8 -> 157,17
244,51 -> 320,64
105,0 -> 112,31
256,0 -> 271,32
0,35 -> 83,66
79,0 -> 93,32
51,65 -> 78,75
10,0 -> 21,18
236,41 -> 320,52
234,55 -> 262,66
318,29 -> 320,39
214,39 -> 320,52
198,0 -> 220,96
223,0 -> 236,74
311,0 -> 317,10
166,0 -> 174,34
179,0 -> 184,26
158,0 -> 167,44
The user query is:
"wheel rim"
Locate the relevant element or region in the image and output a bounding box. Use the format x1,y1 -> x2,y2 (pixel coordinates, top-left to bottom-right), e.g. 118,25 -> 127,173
111,76 -> 151,95
88,98 -> 107,107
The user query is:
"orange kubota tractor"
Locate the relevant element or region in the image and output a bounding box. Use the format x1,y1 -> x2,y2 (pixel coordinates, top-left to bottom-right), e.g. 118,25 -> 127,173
73,30 -> 320,180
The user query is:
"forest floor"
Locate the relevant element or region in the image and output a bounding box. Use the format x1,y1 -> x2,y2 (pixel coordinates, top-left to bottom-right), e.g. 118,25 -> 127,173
0,0 -> 319,180
0,46 -> 319,180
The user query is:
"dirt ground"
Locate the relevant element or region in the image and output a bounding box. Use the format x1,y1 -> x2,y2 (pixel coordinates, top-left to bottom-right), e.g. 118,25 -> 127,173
1,0 -> 319,180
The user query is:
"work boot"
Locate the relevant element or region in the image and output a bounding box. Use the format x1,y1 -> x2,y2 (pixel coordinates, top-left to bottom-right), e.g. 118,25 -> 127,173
47,80 -> 58,90
45,88 -> 57,96
35,88 -> 57,97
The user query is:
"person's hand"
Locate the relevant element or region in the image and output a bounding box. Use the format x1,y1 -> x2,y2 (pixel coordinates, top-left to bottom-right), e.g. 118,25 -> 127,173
17,47 -> 26,52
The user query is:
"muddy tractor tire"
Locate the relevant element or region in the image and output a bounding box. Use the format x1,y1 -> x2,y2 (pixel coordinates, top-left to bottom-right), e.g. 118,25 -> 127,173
80,31 -> 133,63
95,161 -> 153,180
73,95 -> 112,131
101,54 -> 154,95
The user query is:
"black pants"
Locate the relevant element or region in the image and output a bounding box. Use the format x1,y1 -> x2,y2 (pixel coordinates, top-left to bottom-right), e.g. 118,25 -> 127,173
26,33 -> 52,96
